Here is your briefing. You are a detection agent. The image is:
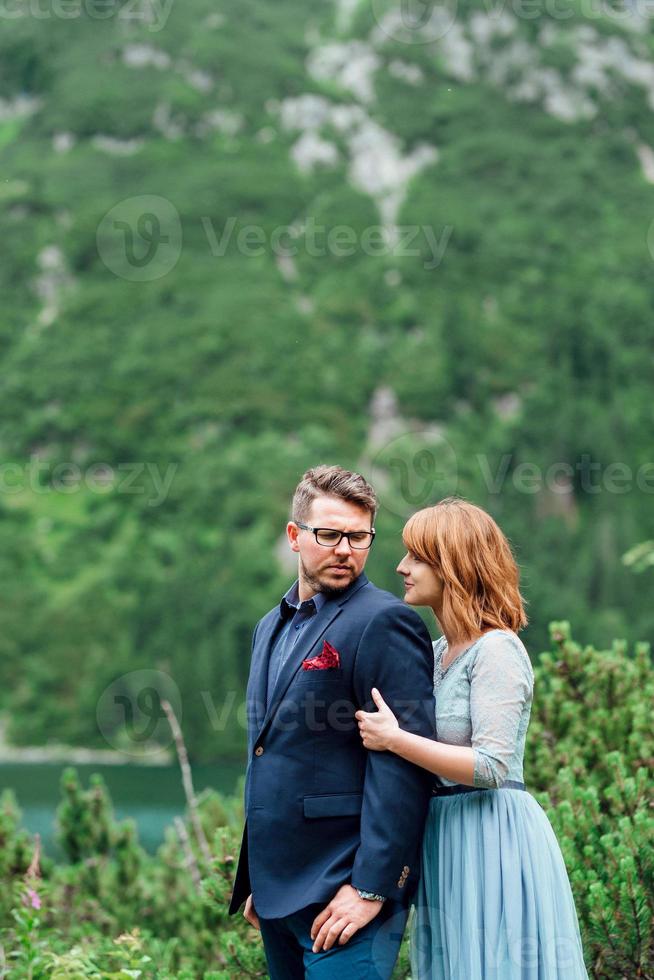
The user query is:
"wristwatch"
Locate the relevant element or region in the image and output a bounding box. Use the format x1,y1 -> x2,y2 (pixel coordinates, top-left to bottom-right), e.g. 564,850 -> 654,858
356,888 -> 386,902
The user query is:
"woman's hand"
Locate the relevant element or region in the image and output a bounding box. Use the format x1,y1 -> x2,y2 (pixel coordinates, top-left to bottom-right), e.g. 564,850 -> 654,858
355,688 -> 400,751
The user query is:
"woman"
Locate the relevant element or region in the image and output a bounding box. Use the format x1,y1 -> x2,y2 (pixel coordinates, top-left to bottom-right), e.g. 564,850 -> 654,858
355,498 -> 588,979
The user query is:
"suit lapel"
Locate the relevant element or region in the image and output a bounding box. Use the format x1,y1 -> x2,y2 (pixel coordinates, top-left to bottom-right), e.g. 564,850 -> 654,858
258,602 -> 342,739
256,573 -> 369,743
248,611 -> 284,748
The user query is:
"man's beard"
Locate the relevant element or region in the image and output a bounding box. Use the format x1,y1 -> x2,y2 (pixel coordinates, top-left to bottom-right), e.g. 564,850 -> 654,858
299,556 -> 356,596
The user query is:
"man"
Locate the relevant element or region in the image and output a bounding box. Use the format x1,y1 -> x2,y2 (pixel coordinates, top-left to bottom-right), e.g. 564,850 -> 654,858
229,465 -> 436,979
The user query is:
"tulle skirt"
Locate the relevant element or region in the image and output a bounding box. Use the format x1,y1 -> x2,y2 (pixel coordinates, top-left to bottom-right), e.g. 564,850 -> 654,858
409,788 -> 589,979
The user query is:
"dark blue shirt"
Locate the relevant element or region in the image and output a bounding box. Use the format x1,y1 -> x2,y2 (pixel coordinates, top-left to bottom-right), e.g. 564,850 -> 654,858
266,581 -> 327,706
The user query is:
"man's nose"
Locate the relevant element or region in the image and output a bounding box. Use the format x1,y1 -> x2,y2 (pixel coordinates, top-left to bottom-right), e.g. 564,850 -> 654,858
334,536 -> 353,555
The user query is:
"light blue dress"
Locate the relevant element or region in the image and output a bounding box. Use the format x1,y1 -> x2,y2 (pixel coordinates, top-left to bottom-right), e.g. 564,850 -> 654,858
410,629 -> 588,979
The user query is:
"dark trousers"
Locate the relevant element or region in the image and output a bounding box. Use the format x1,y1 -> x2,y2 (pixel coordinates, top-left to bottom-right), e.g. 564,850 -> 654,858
259,899 -> 409,979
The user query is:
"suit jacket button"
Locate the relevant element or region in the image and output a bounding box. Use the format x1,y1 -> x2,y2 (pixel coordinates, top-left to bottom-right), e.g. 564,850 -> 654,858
254,746 -> 264,756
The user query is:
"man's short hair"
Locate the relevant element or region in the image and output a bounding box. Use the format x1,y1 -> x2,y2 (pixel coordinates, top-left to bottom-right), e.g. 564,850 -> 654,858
291,465 -> 377,525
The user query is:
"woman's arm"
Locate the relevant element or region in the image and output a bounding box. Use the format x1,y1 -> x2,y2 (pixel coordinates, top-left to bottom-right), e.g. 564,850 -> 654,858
355,688 -> 475,785
391,728 -> 475,784
357,632 -> 534,788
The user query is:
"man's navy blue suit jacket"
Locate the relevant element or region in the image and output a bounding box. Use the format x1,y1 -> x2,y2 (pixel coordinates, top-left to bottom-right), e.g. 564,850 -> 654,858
228,572 -> 436,920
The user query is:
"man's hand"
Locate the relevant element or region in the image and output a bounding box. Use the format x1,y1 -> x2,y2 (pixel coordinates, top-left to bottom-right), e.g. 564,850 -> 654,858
310,884 -> 383,953
243,893 -> 260,930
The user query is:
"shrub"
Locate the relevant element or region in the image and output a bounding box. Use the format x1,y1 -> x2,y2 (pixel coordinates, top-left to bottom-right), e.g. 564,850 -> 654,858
525,622 -> 653,979
0,624 -> 651,978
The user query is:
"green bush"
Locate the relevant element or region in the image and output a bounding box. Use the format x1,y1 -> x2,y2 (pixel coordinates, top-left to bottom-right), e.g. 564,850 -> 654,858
525,622 -> 653,979
0,771 -> 267,978
0,625 -> 651,977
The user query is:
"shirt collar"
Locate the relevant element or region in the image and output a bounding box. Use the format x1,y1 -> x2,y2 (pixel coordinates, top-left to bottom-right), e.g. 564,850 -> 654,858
279,581 -> 327,620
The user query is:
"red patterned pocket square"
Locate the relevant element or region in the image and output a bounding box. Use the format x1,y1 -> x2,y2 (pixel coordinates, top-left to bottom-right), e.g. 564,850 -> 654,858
302,640 -> 341,671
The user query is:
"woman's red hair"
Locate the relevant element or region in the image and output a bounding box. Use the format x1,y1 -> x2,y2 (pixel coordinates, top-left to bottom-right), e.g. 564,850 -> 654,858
403,497 -> 528,642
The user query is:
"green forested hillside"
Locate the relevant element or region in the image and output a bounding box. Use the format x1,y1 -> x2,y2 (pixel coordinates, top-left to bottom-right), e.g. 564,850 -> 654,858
1,0 -> 653,760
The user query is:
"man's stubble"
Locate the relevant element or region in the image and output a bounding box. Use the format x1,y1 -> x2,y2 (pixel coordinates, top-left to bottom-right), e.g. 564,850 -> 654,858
299,555 -> 358,598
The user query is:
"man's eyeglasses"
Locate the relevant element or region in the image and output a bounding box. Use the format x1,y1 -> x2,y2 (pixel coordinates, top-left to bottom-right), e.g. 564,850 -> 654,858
294,522 -> 375,550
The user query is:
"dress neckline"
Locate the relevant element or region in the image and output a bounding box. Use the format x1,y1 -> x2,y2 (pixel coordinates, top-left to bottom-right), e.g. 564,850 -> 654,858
436,629 -> 510,676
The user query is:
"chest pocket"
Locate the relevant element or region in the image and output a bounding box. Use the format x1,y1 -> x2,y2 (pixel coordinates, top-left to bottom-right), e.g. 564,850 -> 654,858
294,667 -> 344,683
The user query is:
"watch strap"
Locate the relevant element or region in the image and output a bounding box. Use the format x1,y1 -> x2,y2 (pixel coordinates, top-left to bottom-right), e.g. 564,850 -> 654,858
356,888 -> 386,902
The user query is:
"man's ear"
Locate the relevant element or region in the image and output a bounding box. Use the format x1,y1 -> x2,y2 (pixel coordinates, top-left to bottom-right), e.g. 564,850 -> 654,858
287,521 -> 300,553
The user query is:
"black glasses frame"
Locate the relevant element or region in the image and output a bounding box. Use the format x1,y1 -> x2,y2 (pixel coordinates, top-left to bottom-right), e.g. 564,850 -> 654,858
294,522 -> 376,550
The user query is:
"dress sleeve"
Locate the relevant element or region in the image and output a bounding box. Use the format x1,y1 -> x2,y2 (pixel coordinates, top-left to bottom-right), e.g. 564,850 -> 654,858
469,632 -> 534,789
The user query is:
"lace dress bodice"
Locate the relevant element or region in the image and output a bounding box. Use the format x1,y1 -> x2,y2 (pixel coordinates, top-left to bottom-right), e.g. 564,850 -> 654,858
433,629 -> 534,789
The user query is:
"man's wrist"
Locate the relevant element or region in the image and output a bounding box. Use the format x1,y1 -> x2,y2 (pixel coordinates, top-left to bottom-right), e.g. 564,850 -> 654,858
356,888 -> 386,902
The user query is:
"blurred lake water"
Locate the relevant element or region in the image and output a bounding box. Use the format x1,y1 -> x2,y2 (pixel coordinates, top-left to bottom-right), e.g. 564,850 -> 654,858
0,760 -> 245,857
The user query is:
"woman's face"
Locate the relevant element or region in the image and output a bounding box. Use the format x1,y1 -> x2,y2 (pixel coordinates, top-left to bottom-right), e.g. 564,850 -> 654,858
396,550 -> 444,612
